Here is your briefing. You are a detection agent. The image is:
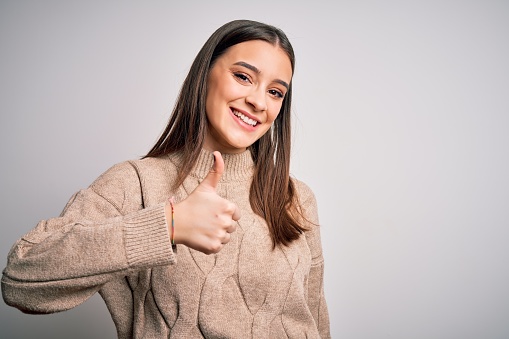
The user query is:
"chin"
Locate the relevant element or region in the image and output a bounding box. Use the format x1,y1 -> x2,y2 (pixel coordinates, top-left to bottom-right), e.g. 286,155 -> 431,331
224,136 -> 258,151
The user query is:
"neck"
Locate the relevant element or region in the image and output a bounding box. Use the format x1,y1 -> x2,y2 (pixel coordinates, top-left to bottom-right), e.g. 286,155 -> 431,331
174,148 -> 254,183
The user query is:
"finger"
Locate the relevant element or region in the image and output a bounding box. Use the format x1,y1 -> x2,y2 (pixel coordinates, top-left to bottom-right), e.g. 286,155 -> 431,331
222,232 -> 231,244
200,151 -> 224,191
226,221 -> 237,234
232,205 -> 241,221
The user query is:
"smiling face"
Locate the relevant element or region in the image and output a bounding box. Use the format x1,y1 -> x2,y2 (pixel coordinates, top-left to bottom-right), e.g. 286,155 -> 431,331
204,40 -> 293,154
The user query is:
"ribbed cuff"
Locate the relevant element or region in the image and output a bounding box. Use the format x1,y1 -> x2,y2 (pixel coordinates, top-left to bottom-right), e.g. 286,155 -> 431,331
123,203 -> 176,268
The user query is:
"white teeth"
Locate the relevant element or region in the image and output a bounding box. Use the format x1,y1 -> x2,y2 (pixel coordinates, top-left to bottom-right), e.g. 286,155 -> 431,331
233,110 -> 257,126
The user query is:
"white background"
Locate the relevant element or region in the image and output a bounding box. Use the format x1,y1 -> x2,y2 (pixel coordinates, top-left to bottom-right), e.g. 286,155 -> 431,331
1,1 -> 508,338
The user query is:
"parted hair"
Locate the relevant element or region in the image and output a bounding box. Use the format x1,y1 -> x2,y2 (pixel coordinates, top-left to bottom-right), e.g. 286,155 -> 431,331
145,19 -> 307,247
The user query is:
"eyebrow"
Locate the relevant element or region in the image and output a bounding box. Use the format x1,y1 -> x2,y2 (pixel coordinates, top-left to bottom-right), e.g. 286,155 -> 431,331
233,61 -> 289,90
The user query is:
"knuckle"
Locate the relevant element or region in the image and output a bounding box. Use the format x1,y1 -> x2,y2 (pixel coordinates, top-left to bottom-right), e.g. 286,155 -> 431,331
210,242 -> 222,253
227,223 -> 236,233
216,217 -> 230,229
214,229 -> 225,239
224,202 -> 236,214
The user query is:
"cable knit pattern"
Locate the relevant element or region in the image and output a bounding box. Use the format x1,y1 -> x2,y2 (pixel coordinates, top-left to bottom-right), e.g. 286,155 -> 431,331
2,149 -> 330,338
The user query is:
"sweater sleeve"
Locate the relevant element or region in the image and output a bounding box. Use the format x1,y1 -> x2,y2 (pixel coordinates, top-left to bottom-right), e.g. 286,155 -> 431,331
1,161 -> 175,314
295,180 -> 331,339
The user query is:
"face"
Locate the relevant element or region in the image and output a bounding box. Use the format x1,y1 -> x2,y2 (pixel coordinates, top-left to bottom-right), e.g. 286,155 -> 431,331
204,40 -> 293,154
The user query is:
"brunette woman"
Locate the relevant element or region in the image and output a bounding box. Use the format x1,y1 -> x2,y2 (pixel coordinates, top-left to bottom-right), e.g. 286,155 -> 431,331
2,20 -> 330,338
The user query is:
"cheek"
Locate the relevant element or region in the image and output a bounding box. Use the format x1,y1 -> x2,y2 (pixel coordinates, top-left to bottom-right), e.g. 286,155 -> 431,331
267,103 -> 283,123
205,81 -> 216,115
206,79 -> 242,111
205,71 -> 226,111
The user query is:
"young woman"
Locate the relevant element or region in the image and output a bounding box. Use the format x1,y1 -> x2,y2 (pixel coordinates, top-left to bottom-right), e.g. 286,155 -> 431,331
2,20 -> 330,338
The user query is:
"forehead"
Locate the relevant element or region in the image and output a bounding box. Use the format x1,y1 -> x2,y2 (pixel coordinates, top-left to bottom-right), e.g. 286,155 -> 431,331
215,40 -> 293,81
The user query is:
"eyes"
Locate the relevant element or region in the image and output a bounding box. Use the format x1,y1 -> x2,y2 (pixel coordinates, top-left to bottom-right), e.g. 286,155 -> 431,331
233,72 -> 285,99
233,72 -> 249,82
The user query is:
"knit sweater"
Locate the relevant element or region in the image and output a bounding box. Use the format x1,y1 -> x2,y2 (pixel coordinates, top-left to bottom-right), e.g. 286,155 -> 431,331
2,149 -> 330,338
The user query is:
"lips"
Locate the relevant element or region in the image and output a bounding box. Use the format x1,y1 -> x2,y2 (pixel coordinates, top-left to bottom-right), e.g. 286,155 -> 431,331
232,109 -> 259,127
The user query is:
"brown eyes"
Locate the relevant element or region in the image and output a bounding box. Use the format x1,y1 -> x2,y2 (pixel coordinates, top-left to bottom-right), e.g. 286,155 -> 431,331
268,89 -> 284,99
234,73 -> 249,82
233,73 -> 285,99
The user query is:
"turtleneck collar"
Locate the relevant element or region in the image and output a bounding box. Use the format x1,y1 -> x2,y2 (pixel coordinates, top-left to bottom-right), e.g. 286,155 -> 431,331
171,148 -> 254,183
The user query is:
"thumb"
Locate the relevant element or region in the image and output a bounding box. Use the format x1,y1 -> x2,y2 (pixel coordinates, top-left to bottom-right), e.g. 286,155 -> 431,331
200,151 -> 224,191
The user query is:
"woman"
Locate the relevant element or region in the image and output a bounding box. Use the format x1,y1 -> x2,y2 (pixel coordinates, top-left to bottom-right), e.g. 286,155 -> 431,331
2,20 -> 330,338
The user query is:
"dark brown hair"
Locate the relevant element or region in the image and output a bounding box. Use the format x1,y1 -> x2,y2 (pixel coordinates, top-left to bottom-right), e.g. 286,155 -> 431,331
145,19 -> 307,247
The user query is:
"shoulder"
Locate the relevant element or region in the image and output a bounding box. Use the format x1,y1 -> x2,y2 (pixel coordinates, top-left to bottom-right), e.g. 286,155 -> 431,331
86,161 -> 143,214
126,156 -> 179,200
62,157 -> 177,217
291,177 -> 320,230
292,178 -> 316,203
128,155 -> 177,172
91,157 -> 176,188
90,161 -> 139,192
291,178 -> 318,216
91,156 -> 180,209
291,178 -> 324,260
91,155 -> 177,187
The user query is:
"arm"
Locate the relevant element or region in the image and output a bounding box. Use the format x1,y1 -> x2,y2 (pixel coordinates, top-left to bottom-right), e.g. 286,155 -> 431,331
306,223 -> 331,338
1,162 -> 174,314
295,180 -> 331,338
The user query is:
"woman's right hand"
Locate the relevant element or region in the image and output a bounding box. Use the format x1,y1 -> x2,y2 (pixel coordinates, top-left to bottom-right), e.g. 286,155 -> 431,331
166,151 -> 240,254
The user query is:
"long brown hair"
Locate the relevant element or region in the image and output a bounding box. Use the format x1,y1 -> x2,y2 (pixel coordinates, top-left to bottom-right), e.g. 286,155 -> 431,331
145,20 -> 307,247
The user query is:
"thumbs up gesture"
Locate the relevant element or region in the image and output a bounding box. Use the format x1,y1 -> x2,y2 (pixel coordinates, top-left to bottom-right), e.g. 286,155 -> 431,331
166,151 -> 241,254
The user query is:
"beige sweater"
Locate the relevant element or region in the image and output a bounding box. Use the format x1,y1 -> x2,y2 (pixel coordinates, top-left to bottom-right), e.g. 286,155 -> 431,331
2,149 -> 330,338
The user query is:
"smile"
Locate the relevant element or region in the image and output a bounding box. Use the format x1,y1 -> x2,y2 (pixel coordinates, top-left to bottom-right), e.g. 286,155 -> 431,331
232,109 -> 258,127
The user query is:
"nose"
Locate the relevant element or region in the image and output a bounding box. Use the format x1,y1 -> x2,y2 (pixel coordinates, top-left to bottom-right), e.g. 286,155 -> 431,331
245,86 -> 267,112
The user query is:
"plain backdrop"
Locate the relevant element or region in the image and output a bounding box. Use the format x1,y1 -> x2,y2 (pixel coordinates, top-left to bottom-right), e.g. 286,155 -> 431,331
1,1 -> 508,338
